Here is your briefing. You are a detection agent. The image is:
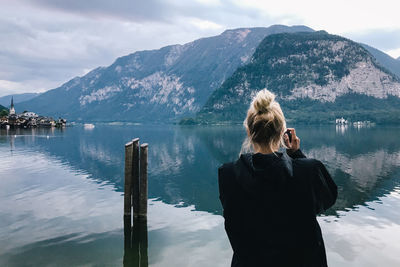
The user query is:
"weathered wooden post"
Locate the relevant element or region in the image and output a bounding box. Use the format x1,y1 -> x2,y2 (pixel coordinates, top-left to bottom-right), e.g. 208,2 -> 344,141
138,143 -> 148,218
125,138 -> 148,219
123,215 -> 132,250
132,138 -> 140,217
123,219 -> 148,267
124,138 -> 149,266
137,219 -> 148,266
124,141 -> 134,217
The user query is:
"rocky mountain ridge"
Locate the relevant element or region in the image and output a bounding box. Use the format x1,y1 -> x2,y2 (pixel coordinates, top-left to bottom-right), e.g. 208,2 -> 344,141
361,44 -> 400,79
17,25 -> 313,122
15,26 -> 400,124
193,31 -> 400,124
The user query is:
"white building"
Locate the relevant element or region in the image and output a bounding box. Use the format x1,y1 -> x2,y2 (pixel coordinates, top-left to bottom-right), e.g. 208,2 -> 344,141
22,111 -> 38,118
335,117 -> 348,124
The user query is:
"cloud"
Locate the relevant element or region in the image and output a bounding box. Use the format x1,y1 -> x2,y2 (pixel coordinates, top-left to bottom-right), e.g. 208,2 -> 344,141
189,18 -> 224,30
386,48 -> 400,59
345,29 -> 400,51
21,0 -> 265,26
234,0 -> 400,33
0,0 -> 275,96
22,0 -> 174,23
0,0 -> 399,96
343,29 -> 400,59
0,80 -> 24,96
0,9 -> 119,95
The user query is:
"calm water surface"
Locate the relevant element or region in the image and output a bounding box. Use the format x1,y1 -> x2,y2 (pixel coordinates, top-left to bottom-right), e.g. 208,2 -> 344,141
0,124 -> 400,266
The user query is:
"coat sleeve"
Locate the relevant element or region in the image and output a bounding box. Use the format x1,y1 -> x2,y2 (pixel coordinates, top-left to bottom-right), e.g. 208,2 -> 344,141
312,160 -> 338,214
287,149 -> 307,159
218,165 -> 227,211
218,163 -> 242,253
218,163 -> 235,216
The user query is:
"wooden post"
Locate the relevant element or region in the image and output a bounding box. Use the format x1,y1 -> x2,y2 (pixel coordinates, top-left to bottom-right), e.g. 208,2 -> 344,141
138,143 -> 148,218
132,138 -> 140,217
123,215 -> 132,250
123,218 -> 148,267
123,139 -> 148,266
124,141 -> 133,216
138,219 -> 148,266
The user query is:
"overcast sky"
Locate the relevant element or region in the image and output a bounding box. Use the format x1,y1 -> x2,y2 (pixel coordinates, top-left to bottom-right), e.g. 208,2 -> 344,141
0,0 -> 399,97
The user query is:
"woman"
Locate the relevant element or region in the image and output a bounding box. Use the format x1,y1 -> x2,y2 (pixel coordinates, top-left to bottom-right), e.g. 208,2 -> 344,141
218,89 -> 337,267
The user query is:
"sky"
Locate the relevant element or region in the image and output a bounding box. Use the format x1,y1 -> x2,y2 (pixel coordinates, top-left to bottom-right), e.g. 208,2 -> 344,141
0,0 -> 399,97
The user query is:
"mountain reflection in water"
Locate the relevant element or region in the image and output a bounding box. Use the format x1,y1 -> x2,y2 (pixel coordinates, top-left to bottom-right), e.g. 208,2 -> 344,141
2,125 -> 398,215
0,124 -> 400,267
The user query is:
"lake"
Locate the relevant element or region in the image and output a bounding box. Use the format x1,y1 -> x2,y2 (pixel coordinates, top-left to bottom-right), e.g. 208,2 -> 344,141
1,124 -> 400,267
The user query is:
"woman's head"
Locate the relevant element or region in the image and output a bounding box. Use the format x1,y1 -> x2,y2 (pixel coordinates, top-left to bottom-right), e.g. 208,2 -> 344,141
241,88 -> 286,154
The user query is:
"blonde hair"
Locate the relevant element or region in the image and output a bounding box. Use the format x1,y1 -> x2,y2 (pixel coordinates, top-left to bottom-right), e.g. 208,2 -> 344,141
240,88 -> 287,154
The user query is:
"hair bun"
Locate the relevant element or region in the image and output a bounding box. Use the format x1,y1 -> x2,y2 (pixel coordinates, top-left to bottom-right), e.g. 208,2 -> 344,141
253,88 -> 275,114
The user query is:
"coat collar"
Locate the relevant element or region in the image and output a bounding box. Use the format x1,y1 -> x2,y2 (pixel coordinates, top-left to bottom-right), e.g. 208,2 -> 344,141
232,151 -> 294,195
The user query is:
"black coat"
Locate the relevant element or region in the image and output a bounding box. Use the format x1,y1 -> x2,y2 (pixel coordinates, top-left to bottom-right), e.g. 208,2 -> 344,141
218,150 -> 338,267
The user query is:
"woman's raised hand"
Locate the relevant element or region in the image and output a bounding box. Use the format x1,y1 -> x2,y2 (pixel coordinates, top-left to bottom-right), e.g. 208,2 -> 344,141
284,128 -> 300,152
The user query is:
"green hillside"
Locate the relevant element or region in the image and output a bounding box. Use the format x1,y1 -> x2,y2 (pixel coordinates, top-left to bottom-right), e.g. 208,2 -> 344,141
189,31 -> 400,125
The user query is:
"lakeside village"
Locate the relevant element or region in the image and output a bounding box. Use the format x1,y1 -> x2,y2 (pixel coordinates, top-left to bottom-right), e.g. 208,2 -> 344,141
0,97 -> 66,129
0,96 -> 375,129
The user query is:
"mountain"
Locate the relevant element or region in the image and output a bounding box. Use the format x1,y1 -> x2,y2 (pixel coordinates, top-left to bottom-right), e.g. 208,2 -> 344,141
0,104 -> 7,112
397,56 -> 400,61
361,44 -> 400,78
192,31 -> 400,125
16,25 -> 314,122
0,93 -> 41,107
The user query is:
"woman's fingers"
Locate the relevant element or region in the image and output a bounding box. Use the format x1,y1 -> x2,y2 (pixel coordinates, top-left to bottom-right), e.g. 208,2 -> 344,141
286,128 -> 300,150
283,133 -> 290,147
290,128 -> 297,140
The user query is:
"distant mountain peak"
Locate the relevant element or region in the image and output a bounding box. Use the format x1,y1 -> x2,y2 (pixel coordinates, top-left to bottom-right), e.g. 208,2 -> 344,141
220,25 -> 314,38
361,43 -> 400,79
0,93 -> 41,107
220,28 -> 252,42
194,31 -> 400,124
17,25 -> 316,122
16,25 -> 400,124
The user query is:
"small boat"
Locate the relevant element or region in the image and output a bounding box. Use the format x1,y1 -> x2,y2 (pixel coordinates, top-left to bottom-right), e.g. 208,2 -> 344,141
83,123 -> 95,129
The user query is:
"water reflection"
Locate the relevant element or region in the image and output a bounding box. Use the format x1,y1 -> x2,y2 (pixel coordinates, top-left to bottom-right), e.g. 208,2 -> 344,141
0,231 -> 124,266
1,125 -> 400,216
335,124 -> 348,135
124,217 -> 148,267
1,125 -> 400,266
0,145 -> 231,266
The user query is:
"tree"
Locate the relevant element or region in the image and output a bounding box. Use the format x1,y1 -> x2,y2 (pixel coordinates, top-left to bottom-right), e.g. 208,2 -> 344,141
0,109 -> 9,117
